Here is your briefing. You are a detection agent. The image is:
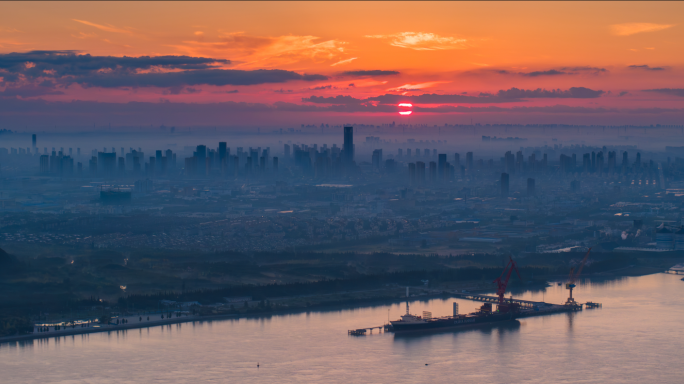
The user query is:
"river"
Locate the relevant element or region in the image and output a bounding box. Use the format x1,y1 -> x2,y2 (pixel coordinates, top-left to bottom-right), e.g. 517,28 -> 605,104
2,273 -> 683,383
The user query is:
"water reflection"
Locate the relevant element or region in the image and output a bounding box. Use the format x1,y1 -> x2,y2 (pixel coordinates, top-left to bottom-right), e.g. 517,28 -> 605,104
2,273 -> 683,384
393,320 -> 521,342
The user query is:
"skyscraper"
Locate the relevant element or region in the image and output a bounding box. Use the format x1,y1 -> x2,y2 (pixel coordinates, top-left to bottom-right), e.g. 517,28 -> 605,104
438,154 -> 446,179
343,126 -> 354,164
501,173 -> 509,198
408,163 -> 416,185
416,161 -> 425,185
32,134 -> 36,148
429,161 -> 437,182
372,149 -> 382,169
466,152 -> 474,170
527,178 -> 535,196
194,145 -> 207,176
219,142 -> 227,165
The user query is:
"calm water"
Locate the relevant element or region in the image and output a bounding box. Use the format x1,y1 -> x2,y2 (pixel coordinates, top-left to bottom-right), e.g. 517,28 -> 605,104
2,273 -> 683,383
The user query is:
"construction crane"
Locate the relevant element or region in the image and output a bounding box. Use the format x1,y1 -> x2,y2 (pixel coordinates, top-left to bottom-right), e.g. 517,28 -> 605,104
565,248 -> 592,306
493,256 -> 523,313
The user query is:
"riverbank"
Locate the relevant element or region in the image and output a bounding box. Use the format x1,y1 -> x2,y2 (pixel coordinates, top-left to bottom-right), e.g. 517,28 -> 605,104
0,285 -> 470,344
0,267 -> 669,344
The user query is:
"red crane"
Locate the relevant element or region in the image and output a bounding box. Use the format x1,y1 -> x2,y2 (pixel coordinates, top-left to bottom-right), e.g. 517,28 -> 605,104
493,256 -> 523,308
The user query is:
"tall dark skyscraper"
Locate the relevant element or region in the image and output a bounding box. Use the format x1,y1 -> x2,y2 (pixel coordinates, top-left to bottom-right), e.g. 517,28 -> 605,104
32,134 -> 36,148
218,142 -> 227,165
501,173 -> 509,198
416,161 -> 425,184
343,126 -> 354,164
429,161 -> 437,182
466,152 -> 474,170
527,178 -> 535,196
194,145 -> 207,176
438,154 -> 446,179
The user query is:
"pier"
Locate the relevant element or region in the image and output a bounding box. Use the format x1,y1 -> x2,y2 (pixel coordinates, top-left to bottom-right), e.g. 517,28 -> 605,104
347,325 -> 389,336
452,292 -> 538,309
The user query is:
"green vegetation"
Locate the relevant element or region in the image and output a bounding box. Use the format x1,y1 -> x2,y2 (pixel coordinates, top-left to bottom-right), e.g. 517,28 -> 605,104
1,243 -> 681,337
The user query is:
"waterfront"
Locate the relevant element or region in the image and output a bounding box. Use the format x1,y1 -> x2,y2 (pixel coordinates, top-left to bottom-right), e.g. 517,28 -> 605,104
2,273 -> 683,383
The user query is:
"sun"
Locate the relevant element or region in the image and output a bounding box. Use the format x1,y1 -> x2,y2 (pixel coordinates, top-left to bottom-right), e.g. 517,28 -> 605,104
398,103 -> 413,115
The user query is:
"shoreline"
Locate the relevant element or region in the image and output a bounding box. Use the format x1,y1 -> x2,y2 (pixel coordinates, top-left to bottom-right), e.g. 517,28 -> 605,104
0,290 -> 460,344
0,268 -> 668,344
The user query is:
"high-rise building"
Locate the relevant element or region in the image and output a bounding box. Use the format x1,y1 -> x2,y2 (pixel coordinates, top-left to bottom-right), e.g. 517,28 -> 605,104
527,178 -> 535,196
501,173 -> 509,198
194,145 -> 207,176
505,151 -> 515,174
416,161 -> 425,185
39,155 -> 49,174
97,152 -> 116,176
218,142 -> 227,166
408,163 -> 416,184
454,153 -> 460,169
429,161 -> 437,182
32,134 -> 36,148
343,126 -> 354,164
372,149 -> 382,169
466,152 -> 474,170
89,156 -> 98,174
583,153 -> 590,173
438,154 -> 446,179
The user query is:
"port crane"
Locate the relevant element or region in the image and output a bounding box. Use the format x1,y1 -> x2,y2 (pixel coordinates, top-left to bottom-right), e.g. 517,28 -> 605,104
493,256 -> 523,313
565,248 -> 592,306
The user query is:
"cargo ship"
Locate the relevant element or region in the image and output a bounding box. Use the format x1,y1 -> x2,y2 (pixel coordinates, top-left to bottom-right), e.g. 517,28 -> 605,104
389,296 -> 519,332
390,258 -> 522,332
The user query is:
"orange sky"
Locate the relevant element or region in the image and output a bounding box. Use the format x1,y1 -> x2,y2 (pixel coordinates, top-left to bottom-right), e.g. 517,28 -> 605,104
0,1 -> 683,127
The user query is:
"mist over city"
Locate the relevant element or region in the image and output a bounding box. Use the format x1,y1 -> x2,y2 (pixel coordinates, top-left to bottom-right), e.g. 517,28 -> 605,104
1,2 -> 684,383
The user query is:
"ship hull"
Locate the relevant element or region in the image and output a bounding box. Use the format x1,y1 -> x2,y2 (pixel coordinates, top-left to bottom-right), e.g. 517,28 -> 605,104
390,313 -> 515,332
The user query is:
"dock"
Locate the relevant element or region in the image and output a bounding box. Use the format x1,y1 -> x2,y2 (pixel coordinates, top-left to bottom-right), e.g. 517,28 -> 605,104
453,292 -> 538,309
348,293 -> 601,335
347,325 -> 389,336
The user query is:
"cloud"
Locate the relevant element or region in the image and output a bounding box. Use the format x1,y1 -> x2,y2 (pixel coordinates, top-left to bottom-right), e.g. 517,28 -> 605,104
496,87 -> 604,99
610,23 -> 675,36
388,81 -> 450,92
618,91 -> 629,97
366,32 -> 468,50
302,95 -> 365,105
330,57 -> 357,66
521,69 -> 567,77
0,51 -> 327,89
72,19 -> 134,35
0,84 -> 64,98
303,87 -> 604,106
310,85 -> 338,90
0,51 -> 230,79
628,64 -> 666,71
72,69 -> 326,88
559,66 -> 608,74
341,70 -> 400,77
369,93 -> 514,104
0,98 -> 680,127
171,33 -> 348,68
642,88 -> 684,97
496,67 -> 607,77
76,69 -> 325,88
